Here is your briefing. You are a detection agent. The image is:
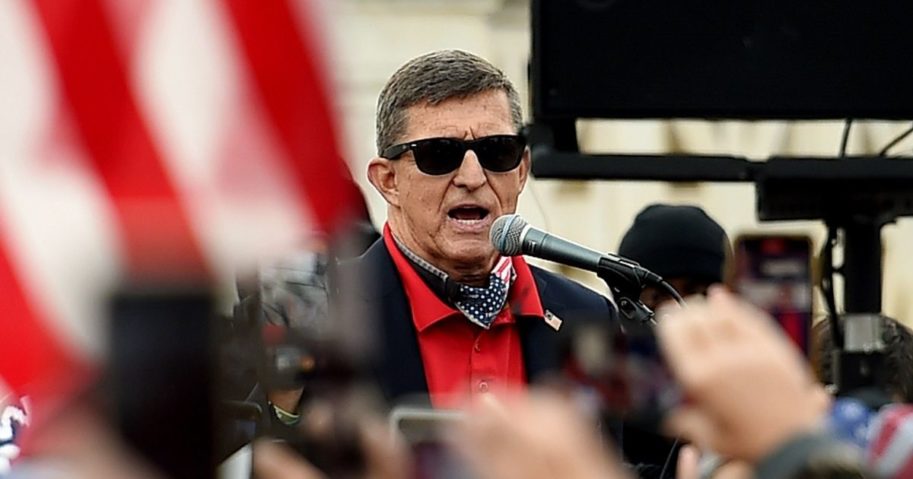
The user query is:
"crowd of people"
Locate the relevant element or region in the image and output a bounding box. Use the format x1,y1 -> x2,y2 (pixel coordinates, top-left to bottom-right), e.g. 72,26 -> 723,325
6,49 -> 912,479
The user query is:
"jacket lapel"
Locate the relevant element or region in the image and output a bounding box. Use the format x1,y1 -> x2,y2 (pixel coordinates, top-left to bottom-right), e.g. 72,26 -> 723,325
349,240 -> 429,402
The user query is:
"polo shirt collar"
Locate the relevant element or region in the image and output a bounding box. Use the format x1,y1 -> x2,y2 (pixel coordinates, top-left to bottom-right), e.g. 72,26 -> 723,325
508,250 -> 546,319
382,224 -> 544,331
383,228 -> 457,332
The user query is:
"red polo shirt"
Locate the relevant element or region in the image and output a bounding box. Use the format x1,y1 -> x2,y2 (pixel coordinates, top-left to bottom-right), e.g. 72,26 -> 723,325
383,227 -> 545,408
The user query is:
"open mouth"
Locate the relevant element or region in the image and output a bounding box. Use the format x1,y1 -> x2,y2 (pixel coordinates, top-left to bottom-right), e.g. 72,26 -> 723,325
447,206 -> 490,223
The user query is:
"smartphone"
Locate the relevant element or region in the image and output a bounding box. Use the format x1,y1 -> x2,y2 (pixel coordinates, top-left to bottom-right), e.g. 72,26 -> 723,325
389,406 -> 471,479
731,234 -> 814,355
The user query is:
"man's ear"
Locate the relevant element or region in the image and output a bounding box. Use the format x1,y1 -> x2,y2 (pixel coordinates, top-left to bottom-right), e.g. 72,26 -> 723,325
367,157 -> 400,207
516,148 -> 531,192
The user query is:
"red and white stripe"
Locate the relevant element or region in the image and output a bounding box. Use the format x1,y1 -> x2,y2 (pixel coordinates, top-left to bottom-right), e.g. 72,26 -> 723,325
868,404 -> 913,478
493,256 -> 513,286
0,0 -> 358,411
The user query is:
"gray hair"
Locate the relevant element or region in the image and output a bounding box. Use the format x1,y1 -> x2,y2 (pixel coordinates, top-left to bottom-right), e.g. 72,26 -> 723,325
375,50 -> 523,155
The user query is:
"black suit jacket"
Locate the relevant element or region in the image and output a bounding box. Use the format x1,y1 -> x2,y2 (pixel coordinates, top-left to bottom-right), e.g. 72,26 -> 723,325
337,238 -> 619,404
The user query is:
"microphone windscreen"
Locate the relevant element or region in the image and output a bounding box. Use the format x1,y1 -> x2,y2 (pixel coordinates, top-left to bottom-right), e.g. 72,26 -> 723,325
490,214 -> 527,255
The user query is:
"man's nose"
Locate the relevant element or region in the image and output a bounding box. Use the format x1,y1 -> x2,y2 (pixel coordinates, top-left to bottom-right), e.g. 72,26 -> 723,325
452,150 -> 488,190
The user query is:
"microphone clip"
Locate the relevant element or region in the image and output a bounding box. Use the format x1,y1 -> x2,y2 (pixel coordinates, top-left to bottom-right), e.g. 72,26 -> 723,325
596,264 -> 655,326
615,295 -> 655,326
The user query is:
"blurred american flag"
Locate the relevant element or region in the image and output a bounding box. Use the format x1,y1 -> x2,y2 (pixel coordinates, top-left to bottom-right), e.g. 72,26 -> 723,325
0,0 -> 358,419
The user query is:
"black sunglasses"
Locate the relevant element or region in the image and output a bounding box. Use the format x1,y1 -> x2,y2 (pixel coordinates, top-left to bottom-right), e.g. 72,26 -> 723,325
381,134 -> 526,175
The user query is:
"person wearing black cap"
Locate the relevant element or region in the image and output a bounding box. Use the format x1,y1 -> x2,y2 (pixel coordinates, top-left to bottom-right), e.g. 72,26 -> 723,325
617,203 -> 731,479
619,203 -> 731,311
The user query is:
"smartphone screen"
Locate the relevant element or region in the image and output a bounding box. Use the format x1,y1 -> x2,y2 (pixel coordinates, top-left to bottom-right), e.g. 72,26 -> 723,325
731,235 -> 814,355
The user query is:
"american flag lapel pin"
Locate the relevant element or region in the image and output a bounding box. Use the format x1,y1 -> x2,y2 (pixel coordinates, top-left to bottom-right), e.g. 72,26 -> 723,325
544,310 -> 562,331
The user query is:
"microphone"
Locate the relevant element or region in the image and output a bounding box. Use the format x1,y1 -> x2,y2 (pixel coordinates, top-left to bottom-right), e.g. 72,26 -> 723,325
490,214 -> 663,290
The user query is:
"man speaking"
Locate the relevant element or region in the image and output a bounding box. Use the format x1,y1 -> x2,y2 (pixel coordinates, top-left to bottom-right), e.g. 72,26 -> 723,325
347,50 -> 618,407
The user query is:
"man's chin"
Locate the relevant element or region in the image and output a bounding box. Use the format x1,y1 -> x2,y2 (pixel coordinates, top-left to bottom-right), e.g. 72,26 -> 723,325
445,246 -> 498,269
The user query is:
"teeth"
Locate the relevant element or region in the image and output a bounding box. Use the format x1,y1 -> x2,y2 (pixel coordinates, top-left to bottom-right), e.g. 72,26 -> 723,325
453,218 -> 484,225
